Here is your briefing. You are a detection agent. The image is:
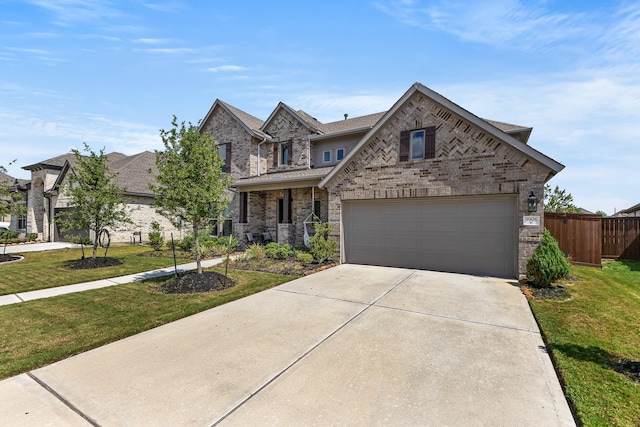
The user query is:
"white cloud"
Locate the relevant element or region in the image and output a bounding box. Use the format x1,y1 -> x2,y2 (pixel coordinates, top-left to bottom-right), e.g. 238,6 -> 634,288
376,0 -> 592,49
206,65 -> 248,72
26,0 -> 125,24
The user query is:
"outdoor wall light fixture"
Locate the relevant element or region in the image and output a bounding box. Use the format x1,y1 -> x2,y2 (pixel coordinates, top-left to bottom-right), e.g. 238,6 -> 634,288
527,189 -> 539,212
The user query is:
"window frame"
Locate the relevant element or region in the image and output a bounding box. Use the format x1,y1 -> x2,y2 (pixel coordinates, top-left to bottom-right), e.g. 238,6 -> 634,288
322,150 -> 331,163
399,126 -> 436,162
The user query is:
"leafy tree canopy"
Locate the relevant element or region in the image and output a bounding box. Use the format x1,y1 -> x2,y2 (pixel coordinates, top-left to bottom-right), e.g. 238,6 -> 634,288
61,144 -> 131,259
544,184 -> 579,213
0,160 -> 26,219
150,116 -> 233,274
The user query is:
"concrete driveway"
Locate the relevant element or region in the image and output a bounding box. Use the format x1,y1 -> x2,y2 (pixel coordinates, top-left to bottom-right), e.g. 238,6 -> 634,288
1,264 -> 575,426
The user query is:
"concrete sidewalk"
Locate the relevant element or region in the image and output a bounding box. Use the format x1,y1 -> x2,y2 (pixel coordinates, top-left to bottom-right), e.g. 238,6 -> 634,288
1,242 -> 78,254
0,257 -> 228,306
0,265 -> 575,426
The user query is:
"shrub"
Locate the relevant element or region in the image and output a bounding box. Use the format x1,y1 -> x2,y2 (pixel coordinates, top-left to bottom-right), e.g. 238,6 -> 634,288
213,235 -> 238,254
148,221 -> 164,251
179,231 -> 215,252
296,252 -> 313,265
265,242 -> 293,259
308,222 -> 337,263
0,230 -> 20,240
526,229 -> 570,287
27,233 -> 38,242
245,243 -> 266,260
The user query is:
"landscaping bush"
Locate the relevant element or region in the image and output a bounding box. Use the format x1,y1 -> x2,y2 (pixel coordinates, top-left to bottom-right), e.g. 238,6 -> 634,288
178,231 -> 213,252
296,252 -> 313,265
0,230 -> 20,240
526,229 -> 570,287
27,233 -> 38,242
148,221 -> 164,251
245,243 -> 266,260
213,235 -> 238,254
307,222 -> 337,263
265,242 -> 293,259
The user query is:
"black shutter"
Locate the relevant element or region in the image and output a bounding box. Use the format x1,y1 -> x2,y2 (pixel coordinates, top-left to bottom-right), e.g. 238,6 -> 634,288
287,139 -> 293,165
273,143 -> 279,167
239,192 -> 248,223
283,189 -> 292,223
225,143 -> 232,172
425,126 -> 436,159
399,130 -> 410,162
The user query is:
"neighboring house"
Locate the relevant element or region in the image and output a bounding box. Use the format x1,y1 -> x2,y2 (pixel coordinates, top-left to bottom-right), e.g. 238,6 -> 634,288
200,82 -> 564,279
613,203 -> 640,217
20,151 -> 180,243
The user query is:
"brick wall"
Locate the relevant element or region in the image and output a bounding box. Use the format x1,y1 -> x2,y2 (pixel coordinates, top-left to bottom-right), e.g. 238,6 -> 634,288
263,109 -> 312,171
200,105 -> 258,177
325,92 -> 550,277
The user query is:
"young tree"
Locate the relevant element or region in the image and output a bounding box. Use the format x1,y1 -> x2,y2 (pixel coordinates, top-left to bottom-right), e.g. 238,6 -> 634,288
150,116 -> 233,274
544,184 -> 579,213
61,144 -> 131,259
0,161 -> 26,220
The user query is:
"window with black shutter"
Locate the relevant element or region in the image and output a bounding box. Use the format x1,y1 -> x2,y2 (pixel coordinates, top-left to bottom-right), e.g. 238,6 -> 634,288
274,140 -> 293,166
399,126 -> 436,161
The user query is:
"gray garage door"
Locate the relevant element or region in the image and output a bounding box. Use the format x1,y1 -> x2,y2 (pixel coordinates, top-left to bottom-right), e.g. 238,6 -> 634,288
342,196 -> 517,278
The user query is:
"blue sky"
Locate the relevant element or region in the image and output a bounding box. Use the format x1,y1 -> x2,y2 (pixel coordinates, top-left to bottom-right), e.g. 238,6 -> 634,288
1,0 -> 638,215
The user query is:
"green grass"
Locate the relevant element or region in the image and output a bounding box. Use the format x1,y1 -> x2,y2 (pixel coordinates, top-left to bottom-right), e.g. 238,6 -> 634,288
0,267 -> 295,380
529,260 -> 640,427
0,245 -> 192,295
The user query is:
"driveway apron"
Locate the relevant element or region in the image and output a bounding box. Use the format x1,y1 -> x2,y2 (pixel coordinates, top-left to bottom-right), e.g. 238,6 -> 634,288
1,264 -> 575,426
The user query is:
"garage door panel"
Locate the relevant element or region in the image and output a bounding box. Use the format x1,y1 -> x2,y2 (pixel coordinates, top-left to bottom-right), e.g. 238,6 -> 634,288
343,196 -> 516,278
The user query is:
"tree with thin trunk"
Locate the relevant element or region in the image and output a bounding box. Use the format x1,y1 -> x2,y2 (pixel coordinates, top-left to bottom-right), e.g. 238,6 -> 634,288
150,116 -> 233,274
0,161 -> 26,220
61,144 -> 131,259
544,184 -> 579,213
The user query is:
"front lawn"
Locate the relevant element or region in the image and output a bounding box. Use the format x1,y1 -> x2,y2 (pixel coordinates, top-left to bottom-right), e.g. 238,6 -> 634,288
0,267 -> 295,380
0,245 -> 192,295
529,260 -> 640,427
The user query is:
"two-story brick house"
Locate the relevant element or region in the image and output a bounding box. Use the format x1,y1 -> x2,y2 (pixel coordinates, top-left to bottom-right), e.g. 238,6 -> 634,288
200,82 -> 564,279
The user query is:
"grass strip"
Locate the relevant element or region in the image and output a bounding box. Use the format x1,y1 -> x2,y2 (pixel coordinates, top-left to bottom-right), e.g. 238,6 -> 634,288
0,245 -> 192,295
529,260 -> 640,427
0,267 -> 295,380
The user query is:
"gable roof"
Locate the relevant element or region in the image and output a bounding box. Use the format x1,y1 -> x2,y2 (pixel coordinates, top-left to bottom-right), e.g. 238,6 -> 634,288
199,99 -> 270,140
22,153 -> 77,171
319,82 -> 564,188
621,202 -> 640,214
262,102 -> 322,134
48,151 -> 158,197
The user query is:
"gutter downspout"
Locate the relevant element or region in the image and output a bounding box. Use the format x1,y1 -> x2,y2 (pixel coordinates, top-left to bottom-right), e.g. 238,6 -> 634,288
307,135 -> 311,169
257,134 -> 267,177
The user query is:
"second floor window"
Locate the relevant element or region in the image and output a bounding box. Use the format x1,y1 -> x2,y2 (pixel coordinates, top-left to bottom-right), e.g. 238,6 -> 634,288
273,140 -> 293,167
399,126 -> 436,162
336,148 -> 345,161
218,143 -> 231,172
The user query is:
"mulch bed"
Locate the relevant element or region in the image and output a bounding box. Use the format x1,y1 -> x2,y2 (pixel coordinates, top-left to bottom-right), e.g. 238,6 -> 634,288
612,359 -> 640,384
521,283 -> 571,300
230,258 -> 336,276
67,257 -> 123,269
158,271 -> 236,294
0,254 -> 20,263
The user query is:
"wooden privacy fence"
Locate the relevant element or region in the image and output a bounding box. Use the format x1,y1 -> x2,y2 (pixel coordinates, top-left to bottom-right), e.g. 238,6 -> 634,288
602,217 -> 640,259
544,213 -> 640,267
544,213 -> 602,267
